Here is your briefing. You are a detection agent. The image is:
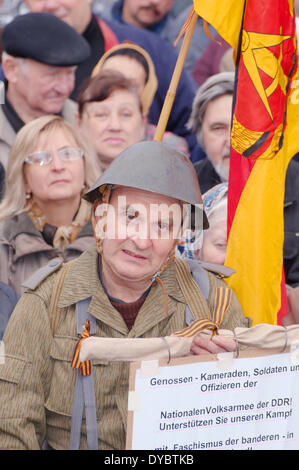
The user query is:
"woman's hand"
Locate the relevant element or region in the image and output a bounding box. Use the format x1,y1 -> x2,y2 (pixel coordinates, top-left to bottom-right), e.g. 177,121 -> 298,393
190,334 -> 236,355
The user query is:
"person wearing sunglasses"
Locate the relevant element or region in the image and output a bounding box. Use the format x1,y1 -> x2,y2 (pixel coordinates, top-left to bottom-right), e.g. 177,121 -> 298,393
0,114 -> 101,296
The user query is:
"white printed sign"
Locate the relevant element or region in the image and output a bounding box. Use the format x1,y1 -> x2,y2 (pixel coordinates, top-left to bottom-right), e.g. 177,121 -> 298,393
126,350 -> 299,450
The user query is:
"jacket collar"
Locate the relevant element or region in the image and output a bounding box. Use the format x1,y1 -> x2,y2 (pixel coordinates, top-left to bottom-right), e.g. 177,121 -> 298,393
0,99 -> 77,145
0,213 -> 94,260
1,96 -> 24,133
2,212 -> 43,242
58,246 -> 186,336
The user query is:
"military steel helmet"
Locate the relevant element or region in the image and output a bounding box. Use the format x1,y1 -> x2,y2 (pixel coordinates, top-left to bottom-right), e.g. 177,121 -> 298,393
84,141 -> 209,229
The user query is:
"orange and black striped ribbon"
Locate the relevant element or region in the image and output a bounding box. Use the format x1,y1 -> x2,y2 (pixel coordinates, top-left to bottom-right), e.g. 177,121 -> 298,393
71,319 -> 92,376
174,287 -> 232,338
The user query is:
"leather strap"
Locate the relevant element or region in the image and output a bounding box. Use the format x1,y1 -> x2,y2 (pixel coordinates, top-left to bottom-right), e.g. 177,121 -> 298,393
175,257 -> 211,321
48,261 -> 73,335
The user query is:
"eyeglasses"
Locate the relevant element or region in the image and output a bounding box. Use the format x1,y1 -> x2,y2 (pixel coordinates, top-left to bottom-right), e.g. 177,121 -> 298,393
24,147 -> 84,166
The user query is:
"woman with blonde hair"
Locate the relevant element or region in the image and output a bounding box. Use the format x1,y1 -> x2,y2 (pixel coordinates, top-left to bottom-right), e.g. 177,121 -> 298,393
0,114 -> 101,294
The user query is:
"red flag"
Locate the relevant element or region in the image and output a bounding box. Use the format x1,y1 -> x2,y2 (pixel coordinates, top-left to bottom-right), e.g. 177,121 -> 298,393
194,0 -> 299,325
226,0 -> 297,324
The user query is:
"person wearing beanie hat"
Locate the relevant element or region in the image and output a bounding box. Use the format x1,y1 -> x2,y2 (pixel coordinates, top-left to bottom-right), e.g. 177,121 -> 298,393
0,12 -> 91,169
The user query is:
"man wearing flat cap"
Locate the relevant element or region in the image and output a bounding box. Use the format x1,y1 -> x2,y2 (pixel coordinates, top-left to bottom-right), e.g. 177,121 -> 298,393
0,12 -> 90,169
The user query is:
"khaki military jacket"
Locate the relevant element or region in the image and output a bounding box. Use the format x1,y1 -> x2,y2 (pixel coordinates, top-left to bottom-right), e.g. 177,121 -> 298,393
0,247 -> 250,450
0,99 -> 78,170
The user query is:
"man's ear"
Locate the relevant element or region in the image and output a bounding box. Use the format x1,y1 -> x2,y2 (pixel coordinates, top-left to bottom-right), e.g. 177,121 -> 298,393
2,55 -> 21,84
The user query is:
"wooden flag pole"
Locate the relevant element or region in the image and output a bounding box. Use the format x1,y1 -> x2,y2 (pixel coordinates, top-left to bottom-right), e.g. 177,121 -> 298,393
153,8 -> 198,142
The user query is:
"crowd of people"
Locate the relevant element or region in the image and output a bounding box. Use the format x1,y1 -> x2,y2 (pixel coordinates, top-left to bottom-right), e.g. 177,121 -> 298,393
0,0 -> 297,451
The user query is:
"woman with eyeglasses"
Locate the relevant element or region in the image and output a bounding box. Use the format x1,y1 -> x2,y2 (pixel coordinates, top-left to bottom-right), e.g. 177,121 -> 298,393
0,114 -> 101,295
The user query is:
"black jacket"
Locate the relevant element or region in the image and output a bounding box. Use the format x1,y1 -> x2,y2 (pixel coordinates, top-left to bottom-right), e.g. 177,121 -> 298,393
283,158 -> 299,287
193,157 -> 222,194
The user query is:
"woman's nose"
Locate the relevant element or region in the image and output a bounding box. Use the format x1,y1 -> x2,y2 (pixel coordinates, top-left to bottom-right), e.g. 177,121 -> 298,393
107,113 -> 122,130
50,151 -> 65,170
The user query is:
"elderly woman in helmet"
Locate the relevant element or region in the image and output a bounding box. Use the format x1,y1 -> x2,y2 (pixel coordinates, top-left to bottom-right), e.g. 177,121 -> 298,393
0,142 -> 250,450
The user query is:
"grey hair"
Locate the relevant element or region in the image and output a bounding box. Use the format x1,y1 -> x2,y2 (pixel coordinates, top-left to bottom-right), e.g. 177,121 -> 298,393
187,72 -> 235,136
2,51 -> 28,70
